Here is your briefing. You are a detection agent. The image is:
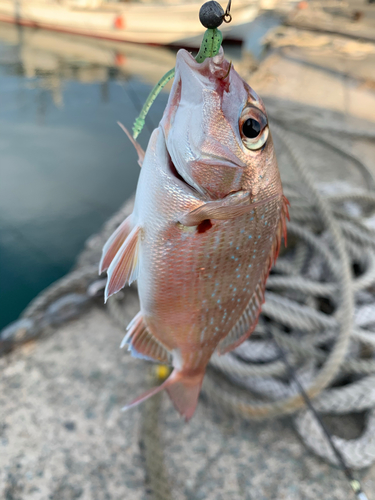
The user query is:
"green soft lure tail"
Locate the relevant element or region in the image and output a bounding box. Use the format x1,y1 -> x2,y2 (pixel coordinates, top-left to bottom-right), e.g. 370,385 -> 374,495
132,28 -> 223,139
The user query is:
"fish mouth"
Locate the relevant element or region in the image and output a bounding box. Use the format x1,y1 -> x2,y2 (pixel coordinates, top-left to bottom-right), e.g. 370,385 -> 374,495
178,48 -> 225,73
166,150 -> 201,195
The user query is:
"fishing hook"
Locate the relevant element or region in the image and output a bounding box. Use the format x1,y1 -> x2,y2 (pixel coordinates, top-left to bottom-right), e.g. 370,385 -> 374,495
223,0 -> 232,23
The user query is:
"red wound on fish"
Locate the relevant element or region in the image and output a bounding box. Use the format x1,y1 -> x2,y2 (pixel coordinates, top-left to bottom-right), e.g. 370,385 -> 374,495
197,219 -> 212,233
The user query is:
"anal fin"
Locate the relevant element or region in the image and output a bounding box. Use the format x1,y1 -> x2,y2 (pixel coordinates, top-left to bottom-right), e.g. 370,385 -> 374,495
121,311 -> 171,364
105,224 -> 141,301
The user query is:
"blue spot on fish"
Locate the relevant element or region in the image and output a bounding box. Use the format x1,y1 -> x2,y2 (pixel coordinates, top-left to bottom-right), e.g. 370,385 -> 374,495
248,235 -> 252,239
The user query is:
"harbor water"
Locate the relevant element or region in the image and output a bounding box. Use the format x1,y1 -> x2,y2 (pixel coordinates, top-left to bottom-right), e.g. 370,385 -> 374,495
0,23 -> 174,329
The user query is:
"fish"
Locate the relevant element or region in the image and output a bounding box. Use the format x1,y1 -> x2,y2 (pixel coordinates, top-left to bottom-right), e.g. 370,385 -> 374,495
100,47 -> 289,421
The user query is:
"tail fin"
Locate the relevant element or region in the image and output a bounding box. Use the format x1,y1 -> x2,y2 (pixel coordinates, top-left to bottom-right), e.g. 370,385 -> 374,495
122,369 -> 204,421
165,372 -> 204,421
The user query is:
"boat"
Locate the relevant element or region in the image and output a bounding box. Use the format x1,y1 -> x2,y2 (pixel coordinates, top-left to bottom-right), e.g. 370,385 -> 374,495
0,20 -> 178,86
0,0 -> 260,47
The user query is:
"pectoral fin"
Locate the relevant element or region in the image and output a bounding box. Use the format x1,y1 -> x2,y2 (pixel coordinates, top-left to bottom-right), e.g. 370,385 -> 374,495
180,192 -> 280,227
105,225 -> 141,301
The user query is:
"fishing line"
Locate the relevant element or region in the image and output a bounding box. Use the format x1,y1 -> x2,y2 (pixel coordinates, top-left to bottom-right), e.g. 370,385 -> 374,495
271,330 -> 369,500
223,0 -> 232,23
124,79 -> 157,135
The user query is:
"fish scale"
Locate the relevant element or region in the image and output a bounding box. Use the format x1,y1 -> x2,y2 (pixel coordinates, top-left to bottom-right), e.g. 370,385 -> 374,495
101,48 -> 288,419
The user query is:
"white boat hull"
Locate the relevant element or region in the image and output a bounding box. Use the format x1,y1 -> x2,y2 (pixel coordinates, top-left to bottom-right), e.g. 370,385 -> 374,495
0,0 -> 259,46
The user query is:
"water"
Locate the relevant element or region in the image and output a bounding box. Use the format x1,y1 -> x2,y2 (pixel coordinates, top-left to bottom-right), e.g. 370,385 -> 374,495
0,18 -> 275,330
0,23 -> 175,329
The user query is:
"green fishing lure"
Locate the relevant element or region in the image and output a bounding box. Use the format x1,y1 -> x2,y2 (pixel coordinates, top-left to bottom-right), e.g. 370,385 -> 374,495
132,28 -> 223,139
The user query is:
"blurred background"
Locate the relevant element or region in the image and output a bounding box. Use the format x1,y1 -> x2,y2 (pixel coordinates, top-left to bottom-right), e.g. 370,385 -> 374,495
1,1 -> 375,499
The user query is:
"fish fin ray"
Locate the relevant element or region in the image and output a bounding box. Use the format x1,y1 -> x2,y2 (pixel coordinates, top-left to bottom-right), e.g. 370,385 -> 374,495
99,215 -> 133,274
122,369 -> 203,421
281,195 -> 290,247
121,311 -> 171,364
165,371 -> 204,421
180,192 -> 280,226
117,121 -> 145,167
122,377 -> 172,412
105,225 -> 141,301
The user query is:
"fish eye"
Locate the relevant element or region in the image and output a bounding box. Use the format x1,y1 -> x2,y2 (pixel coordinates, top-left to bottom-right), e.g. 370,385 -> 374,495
239,107 -> 269,151
242,118 -> 261,139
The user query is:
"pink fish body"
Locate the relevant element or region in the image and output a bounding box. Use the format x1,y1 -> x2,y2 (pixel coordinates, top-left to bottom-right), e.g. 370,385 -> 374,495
100,48 -> 289,420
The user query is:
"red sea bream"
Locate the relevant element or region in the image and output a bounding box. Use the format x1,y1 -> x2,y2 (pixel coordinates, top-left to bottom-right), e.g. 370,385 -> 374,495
100,47 -> 289,420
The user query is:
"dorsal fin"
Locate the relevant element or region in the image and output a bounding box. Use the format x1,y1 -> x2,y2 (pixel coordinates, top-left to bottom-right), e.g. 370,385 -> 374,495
217,276 -> 266,355
117,121 -> 145,167
99,215 -> 133,274
121,311 -> 171,364
217,196 -> 289,355
105,224 -> 141,301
